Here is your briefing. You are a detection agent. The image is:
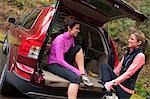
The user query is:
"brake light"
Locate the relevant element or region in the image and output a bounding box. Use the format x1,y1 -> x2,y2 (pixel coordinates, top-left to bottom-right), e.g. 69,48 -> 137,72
18,38 -> 43,59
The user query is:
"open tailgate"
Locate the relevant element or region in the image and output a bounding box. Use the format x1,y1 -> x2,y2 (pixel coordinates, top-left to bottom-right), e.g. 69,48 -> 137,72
61,0 -> 147,26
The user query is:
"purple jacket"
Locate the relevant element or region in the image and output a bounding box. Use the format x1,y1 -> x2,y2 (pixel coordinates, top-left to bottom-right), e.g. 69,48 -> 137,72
48,32 -> 81,75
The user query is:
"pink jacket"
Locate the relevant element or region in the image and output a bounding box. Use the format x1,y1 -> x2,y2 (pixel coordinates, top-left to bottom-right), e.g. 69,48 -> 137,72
48,32 -> 81,75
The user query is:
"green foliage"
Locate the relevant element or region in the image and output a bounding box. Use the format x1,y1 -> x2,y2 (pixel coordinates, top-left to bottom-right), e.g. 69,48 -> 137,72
135,81 -> 150,97
4,0 -> 25,10
39,0 -> 56,6
39,0 -> 47,6
108,18 -> 135,38
4,0 -> 55,10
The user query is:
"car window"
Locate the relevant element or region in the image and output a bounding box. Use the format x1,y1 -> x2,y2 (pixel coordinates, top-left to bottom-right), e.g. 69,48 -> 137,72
18,9 -> 41,29
18,11 -> 32,26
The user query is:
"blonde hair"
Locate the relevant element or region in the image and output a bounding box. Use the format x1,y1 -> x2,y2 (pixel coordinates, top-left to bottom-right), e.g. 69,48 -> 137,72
129,27 -> 148,51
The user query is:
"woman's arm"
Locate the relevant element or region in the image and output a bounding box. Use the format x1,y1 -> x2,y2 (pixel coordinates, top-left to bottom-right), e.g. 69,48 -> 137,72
113,53 -> 145,86
54,37 -> 81,76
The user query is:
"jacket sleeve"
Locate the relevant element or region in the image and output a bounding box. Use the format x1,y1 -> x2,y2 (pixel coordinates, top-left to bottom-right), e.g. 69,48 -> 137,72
113,56 -> 124,76
113,53 -> 145,86
54,38 -> 81,76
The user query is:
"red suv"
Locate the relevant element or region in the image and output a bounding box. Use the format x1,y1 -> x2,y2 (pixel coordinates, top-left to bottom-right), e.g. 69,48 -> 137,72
0,0 -> 146,98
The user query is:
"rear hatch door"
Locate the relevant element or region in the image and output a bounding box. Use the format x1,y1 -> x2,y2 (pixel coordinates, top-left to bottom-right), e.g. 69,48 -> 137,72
61,0 -> 147,26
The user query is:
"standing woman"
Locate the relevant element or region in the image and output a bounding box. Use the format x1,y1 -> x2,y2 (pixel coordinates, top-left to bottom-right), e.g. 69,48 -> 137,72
101,28 -> 148,99
47,16 -> 93,99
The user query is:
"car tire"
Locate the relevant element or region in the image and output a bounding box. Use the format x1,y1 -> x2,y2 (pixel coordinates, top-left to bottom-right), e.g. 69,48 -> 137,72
0,64 -> 14,95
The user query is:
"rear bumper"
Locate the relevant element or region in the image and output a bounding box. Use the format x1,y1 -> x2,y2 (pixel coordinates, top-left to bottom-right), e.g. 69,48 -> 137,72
6,71 -> 68,98
6,71 -> 105,98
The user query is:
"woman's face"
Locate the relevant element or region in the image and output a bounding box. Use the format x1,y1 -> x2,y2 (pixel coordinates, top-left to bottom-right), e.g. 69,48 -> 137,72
69,24 -> 80,37
128,33 -> 140,49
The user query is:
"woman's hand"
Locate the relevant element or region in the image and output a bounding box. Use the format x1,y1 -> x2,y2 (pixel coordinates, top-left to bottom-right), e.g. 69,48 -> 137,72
104,81 -> 115,91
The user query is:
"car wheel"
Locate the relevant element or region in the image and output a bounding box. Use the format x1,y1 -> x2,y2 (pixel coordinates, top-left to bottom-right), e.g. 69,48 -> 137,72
2,36 -> 9,55
0,64 -> 14,95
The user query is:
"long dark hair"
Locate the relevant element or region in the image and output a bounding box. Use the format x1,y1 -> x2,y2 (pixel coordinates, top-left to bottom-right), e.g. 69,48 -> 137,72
52,16 -> 79,40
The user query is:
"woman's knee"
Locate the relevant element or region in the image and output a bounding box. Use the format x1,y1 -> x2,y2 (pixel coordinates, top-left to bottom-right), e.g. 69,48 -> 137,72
101,64 -> 108,70
75,45 -> 82,51
101,64 -> 111,70
69,75 -> 80,84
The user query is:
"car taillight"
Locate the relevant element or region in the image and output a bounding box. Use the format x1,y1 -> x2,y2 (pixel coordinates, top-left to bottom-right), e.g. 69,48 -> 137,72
18,38 -> 43,59
28,45 -> 40,59
14,62 -> 34,80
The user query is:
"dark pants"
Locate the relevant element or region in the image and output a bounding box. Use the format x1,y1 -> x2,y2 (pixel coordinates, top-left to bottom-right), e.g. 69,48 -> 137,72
101,64 -> 132,99
47,45 -> 82,84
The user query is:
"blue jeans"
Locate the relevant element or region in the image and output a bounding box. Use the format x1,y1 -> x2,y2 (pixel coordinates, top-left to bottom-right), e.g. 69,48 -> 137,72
101,64 -> 132,99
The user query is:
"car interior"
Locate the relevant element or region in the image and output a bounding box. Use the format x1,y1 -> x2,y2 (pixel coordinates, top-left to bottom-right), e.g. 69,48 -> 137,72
39,6 -> 109,92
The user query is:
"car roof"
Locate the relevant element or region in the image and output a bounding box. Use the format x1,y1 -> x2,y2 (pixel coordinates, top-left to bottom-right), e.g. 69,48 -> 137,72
61,0 -> 147,26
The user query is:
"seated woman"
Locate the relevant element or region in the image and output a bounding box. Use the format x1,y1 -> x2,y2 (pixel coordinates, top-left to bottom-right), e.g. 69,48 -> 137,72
47,16 -> 93,99
101,28 -> 148,99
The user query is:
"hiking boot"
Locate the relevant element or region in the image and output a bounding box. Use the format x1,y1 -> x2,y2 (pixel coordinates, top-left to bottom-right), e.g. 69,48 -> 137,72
81,75 -> 93,87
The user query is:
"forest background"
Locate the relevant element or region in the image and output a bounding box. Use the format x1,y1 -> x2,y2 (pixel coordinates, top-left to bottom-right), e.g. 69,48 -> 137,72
0,0 -> 150,98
